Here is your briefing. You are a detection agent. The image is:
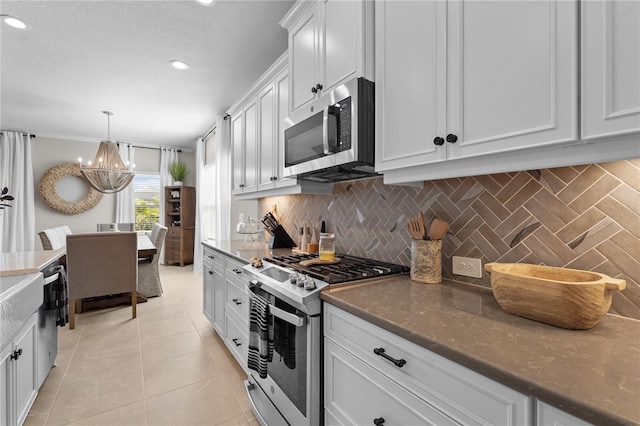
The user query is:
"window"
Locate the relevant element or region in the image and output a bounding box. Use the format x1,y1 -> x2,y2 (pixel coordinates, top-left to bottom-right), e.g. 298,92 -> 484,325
200,163 -> 216,239
134,174 -> 160,231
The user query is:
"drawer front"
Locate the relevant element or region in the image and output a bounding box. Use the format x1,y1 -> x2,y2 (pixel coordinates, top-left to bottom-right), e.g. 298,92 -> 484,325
225,257 -> 246,281
226,279 -> 249,323
325,338 -> 458,426
203,247 -> 224,270
324,304 -> 531,426
225,310 -> 248,370
166,227 -> 181,240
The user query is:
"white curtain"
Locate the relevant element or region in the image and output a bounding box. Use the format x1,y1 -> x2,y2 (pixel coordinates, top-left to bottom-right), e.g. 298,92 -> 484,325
193,137 -> 205,273
115,143 -> 136,224
159,147 -> 179,263
216,116 -> 231,241
0,131 -> 35,252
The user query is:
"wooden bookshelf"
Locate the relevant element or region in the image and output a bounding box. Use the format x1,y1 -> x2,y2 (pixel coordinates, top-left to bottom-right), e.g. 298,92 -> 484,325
164,186 -> 195,266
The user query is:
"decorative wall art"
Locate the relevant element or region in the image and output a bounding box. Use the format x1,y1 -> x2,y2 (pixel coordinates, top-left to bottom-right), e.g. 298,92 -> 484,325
39,162 -> 103,214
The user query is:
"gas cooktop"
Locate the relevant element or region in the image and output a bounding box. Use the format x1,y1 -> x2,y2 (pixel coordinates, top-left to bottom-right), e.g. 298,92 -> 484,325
266,253 -> 409,284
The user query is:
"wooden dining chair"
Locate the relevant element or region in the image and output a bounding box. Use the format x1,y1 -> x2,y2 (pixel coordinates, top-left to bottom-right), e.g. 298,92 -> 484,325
65,232 -> 138,329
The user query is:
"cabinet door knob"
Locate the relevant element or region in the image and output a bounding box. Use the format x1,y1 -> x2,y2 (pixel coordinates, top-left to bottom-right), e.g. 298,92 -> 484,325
10,348 -> 23,360
208,270 -> 214,275
373,418 -> 385,426
239,184 -> 245,188
311,86 -> 317,94
433,137 -> 445,146
315,83 -> 323,91
232,338 -> 242,347
446,134 -> 458,143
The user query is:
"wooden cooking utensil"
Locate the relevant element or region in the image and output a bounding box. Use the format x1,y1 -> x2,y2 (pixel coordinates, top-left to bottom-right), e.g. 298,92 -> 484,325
428,218 -> 449,240
419,211 -> 428,239
299,258 -> 341,267
407,217 -> 425,240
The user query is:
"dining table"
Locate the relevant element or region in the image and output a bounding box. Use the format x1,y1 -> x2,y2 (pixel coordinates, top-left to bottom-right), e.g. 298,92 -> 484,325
137,233 -> 157,258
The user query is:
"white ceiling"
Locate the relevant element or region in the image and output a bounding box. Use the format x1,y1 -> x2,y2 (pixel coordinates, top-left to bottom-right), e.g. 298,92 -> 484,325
0,0 -> 294,149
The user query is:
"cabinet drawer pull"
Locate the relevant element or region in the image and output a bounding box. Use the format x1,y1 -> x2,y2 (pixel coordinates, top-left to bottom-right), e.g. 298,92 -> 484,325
208,270 -> 214,275
232,338 -> 242,347
373,347 -> 406,368
433,136 -> 444,146
10,348 -> 23,360
207,255 -> 215,259
446,133 -> 458,143
232,298 -> 242,305
232,268 -> 242,274
373,418 -> 385,426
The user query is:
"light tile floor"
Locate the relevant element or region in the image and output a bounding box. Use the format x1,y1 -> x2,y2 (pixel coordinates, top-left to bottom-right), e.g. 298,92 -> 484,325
25,265 -> 258,426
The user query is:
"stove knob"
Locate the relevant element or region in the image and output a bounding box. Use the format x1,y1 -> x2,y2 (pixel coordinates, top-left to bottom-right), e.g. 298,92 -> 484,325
297,275 -> 306,288
289,272 -> 299,285
304,277 -> 316,290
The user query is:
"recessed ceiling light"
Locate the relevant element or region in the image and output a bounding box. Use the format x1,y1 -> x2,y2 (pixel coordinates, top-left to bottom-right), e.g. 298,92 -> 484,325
194,0 -> 215,5
1,14 -> 31,30
170,60 -> 190,71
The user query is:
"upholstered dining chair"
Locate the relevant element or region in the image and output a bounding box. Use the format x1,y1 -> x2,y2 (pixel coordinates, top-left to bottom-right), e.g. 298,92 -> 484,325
38,226 -> 72,250
138,223 -> 167,298
65,232 -> 138,329
96,223 -> 135,232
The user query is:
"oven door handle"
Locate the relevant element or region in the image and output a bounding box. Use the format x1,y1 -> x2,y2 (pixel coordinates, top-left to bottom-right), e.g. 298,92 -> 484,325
270,304 -> 305,328
248,291 -> 306,327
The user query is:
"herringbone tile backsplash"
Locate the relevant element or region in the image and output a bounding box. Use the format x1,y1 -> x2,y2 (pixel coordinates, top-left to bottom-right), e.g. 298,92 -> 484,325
259,159 -> 640,319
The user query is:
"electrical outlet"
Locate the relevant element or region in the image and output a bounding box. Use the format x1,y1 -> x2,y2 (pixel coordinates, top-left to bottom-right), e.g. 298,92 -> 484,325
452,256 -> 483,278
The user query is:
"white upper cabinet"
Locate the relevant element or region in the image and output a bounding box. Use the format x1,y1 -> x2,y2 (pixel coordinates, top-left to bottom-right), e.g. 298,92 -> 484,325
244,100 -> 258,193
375,1 -> 447,170
231,99 -> 258,194
231,114 -> 244,193
228,53 -> 332,199
376,0 -> 578,174
282,0 -> 374,114
445,0 -> 578,159
581,0 -> 640,139
258,81 -> 276,190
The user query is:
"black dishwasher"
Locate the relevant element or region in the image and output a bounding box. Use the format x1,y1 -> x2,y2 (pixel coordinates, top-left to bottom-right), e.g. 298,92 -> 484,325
37,261 -> 63,388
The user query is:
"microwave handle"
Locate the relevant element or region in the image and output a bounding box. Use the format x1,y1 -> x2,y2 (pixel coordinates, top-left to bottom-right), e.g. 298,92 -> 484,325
322,106 -> 331,155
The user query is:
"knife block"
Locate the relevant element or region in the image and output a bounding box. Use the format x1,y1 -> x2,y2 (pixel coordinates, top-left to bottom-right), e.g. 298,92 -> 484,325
269,225 -> 297,249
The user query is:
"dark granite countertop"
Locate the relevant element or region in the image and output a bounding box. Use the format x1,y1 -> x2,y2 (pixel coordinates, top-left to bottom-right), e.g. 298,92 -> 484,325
201,239 -> 290,264
200,240 -> 639,425
321,277 -> 640,426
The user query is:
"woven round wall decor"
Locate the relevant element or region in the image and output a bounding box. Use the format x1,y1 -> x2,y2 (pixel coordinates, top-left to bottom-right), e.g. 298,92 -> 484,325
39,163 -> 103,214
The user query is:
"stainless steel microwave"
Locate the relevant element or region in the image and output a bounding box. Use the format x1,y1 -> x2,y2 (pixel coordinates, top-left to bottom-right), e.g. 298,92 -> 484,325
282,77 -> 377,183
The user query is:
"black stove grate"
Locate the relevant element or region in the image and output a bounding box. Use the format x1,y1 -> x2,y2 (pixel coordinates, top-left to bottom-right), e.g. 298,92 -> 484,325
266,253 -> 409,284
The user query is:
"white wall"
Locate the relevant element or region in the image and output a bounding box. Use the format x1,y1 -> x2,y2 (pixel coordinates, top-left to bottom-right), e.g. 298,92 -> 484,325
32,136 -> 195,248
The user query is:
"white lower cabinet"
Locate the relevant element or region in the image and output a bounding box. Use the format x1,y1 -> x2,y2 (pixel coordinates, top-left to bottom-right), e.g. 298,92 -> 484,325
203,247 -> 224,336
324,303 -> 531,426
535,400 -> 593,426
325,339 -> 458,425
1,312 -> 39,426
201,245 -> 249,373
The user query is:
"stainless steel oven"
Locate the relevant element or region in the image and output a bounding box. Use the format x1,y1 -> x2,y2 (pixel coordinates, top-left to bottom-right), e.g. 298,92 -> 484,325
242,263 -> 327,426
242,254 -> 408,425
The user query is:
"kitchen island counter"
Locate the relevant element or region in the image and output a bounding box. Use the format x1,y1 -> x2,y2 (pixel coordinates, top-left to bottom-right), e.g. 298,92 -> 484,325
321,277 -> 640,426
0,249 -> 65,277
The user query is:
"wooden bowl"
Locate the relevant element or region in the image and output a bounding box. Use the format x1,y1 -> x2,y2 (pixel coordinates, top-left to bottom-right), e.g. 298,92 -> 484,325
485,263 -> 626,329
